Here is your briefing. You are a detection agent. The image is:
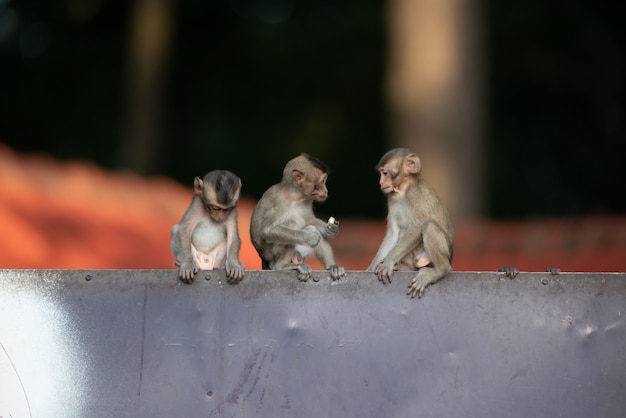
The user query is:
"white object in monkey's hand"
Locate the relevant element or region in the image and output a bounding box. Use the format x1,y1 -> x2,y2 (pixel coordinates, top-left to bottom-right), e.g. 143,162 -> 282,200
325,216 -> 339,239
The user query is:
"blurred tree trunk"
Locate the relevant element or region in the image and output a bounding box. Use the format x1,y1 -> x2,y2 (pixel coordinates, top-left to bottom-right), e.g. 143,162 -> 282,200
120,0 -> 174,175
386,0 -> 484,220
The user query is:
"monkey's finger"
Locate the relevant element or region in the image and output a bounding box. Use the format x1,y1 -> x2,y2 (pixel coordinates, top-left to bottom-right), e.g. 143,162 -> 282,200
226,273 -> 236,284
227,269 -> 244,284
378,272 -> 391,285
407,278 -> 428,299
181,267 -> 198,283
383,269 -> 393,284
329,265 -> 345,281
326,224 -> 339,238
407,284 -> 420,298
235,270 -> 245,282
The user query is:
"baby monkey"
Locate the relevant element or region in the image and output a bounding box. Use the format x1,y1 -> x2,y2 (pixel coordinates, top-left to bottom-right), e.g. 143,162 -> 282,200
368,148 -> 454,298
250,153 -> 345,281
170,170 -> 245,284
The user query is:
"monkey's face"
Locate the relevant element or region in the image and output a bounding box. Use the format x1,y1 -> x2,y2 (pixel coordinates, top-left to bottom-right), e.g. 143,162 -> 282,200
201,182 -> 240,223
378,162 -> 399,195
305,170 -> 329,202
205,202 -> 235,223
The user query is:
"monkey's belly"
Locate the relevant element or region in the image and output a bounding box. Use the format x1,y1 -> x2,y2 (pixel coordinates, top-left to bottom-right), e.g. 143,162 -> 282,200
191,222 -> 227,269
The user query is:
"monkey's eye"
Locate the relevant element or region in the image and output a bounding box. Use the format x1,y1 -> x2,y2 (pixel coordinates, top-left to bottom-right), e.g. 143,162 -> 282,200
206,204 -> 234,213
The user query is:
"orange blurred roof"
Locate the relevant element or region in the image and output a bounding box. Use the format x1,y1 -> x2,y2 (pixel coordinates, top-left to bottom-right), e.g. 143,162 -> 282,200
1,144 -> 624,273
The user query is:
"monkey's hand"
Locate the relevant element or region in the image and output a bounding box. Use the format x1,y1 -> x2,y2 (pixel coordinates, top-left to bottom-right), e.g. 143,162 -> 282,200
178,261 -> 198,284
226,261 -> 245,285
322,222 -> 339,239
291,263 -> 313,282
374,259 -> 395,285
407,275 -> 433,299
328,264 -> 345,281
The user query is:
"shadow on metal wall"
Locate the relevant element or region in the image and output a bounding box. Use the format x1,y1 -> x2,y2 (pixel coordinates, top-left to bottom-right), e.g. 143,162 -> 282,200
1,270 -> 624,417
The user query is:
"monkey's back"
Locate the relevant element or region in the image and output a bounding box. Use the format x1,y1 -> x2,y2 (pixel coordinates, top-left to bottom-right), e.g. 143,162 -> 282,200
249,184 -> 293,252
405,177 -> 454,247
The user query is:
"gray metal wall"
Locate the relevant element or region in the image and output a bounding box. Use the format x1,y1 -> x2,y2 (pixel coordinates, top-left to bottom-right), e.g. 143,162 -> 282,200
0,270 -> 624,418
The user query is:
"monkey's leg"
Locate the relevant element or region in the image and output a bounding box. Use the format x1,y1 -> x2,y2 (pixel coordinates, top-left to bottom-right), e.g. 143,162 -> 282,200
170,224 -> 183,267
312,239 -> 345,281
171,223 -> 199,282
407,221 -> 452,299
292,244 -> 313,263
272,247 -> 313,282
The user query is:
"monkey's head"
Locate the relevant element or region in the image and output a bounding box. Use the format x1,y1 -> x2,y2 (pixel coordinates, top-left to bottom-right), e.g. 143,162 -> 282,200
194,170 -> 241,223
376,148 -> 421,196
283,153 -> 330,203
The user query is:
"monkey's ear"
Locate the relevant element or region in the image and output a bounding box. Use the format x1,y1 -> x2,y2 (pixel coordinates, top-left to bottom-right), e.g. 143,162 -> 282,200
405,154 -> 421,174
292,169 -> 305,186
193,177 -> 204,195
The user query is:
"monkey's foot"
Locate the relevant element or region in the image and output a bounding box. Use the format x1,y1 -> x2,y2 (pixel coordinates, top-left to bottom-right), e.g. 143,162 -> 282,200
285,263 -> 312,282
407,276 -> 432,299
328,265 -> 346,281
497,266 -> 519,279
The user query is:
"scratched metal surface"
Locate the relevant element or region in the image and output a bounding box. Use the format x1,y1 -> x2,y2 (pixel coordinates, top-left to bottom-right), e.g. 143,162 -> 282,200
0,270 -> 624,418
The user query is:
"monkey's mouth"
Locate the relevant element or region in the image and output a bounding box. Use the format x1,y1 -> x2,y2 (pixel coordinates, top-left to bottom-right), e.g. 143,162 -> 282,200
312,194 -> 328,202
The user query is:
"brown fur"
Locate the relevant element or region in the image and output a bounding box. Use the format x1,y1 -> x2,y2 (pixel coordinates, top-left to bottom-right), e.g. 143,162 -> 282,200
250,154 -> 344,281
171,170 -> 244,284
369,148 -> 453,298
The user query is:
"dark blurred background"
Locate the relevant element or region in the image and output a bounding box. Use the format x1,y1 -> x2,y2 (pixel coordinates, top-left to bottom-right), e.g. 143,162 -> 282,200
0,0 -> 624,221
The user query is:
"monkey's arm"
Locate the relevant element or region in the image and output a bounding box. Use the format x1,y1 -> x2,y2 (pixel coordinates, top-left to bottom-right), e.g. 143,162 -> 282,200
171,205 -> 201,283
225,214 -> 245,284
310,217 -> 339,239
374,223 -> 423,284
367,222 -> 400,271
313,239 -> 345,280
261,224 -> 321,248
